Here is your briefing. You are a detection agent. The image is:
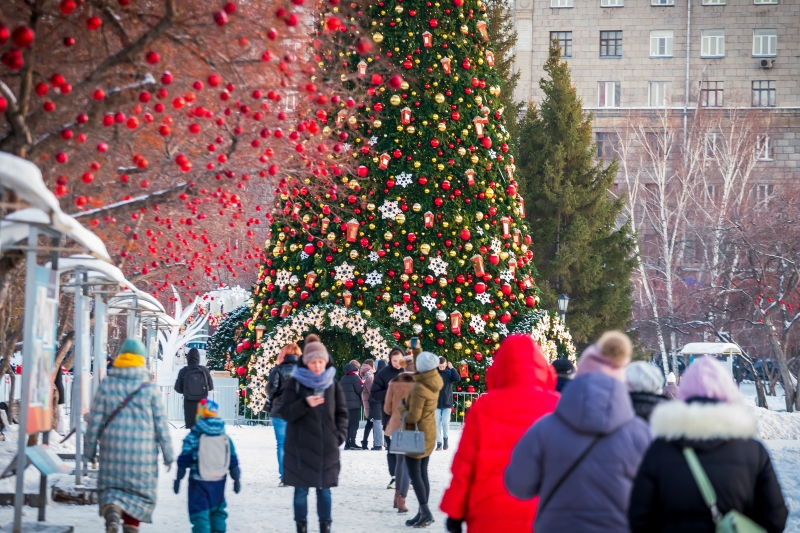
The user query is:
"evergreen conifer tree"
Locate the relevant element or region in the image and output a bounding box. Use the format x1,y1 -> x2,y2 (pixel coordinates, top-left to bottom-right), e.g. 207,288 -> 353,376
516,44 -> 637,344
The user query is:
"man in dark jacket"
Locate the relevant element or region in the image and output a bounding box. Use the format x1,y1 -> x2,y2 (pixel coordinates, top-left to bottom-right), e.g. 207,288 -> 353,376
552,358 -> 575,393
267,344 -> 301,485
435,357 -> 460,450
370,347 -> 406,487
340,363 -> 364,450
367,360 -> 387,451
174,348 -> 214,429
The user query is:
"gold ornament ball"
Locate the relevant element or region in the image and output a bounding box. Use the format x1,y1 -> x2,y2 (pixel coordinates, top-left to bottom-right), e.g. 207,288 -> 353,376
289,243 -> 298,252
373,119 -> 382,128
411,274 -> 419,281
458,147 -> 467,156
460,25 -> 469,34
454,214 -> 463,224
400,274 -> 410,282
395,213 -> 406,224
492,332 -> 500,341
364,310 -> 372,317
420,243 -> 431,254
368,223 -> 376,230
394,4 -> 403,12
406,125 -> 416,134
288,290 -> 296,298
438,277 -> 448,287
390,95 -> 401,105
438,122 -> 447,132
412,203 -> 422,212
455,287 -> 462,294
414,161 -> 421,168
349,250 -> 359,259
499,251 -> 509,260
454,342 -> 463,350
488,310 -> 497,319
320,291 -> 329,299
470,155 -> 479,164
382,293 -> 392,302
373,32 -> 384,42
464,242 -> 473,251
347,116 -> 357,125
327,232 -> 336,241
367,203 -> 376,211
475,211 -> 484,221
384,231 -> 393,240
434,93 -> 445,104
400,81 -> 410,91
449,249 -> 457,257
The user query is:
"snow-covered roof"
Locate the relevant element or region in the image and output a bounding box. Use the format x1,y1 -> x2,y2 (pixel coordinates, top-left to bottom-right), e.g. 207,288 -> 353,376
0,154 -> 61,215
680,342 -> 742,355
53,254 -> 130,292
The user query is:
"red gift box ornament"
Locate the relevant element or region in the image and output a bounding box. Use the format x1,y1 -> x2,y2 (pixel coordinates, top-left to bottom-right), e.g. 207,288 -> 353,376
476,20 -> 489,41
357,60 -> 367,77
424,211 -> 434,229
440,56 -> 452,74
422,31 -> 433,48
305,271 -> 317,289
508,257 -> 517,276
346,219 -> 359,242
465,168 -> 476,186
400,107 -> 412,125
292,203 -> 302,216
501,217 -> 511,239
337,109 -> 347,125
471,255 -> 485,277
486,51 -> 495,67
459,362 -> 469,378
513,228 -> 521,246
280,301 -> 292,318
473,116 -> 485,138
343,290 -> 352,307
505,165 -> 514,179
403,256 -> 414,274
379,153 -> 391,170
450,311 -> 463,334
321,217 -> 330,232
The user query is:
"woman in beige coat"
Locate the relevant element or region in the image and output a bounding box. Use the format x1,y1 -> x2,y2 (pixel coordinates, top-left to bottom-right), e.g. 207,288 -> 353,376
396,351 -> 443,528
384,356 -> 415,513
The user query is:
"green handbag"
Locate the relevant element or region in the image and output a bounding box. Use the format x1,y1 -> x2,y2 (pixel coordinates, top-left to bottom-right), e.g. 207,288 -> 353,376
683,448 -> 766,533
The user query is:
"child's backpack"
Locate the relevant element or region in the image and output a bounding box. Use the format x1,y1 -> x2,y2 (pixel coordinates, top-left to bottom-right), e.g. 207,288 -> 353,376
184,367 -> 209,400
197,434 -> 230,482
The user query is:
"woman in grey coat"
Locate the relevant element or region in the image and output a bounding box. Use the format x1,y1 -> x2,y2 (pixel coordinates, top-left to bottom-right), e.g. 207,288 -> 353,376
84,339 -> 174,533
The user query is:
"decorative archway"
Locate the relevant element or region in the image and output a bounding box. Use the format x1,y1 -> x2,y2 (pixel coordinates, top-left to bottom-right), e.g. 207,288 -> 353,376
246,305 -> 394,413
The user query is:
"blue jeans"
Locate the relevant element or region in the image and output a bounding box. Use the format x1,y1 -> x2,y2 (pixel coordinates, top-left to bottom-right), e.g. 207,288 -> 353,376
293,488 -> 332,522
273,417 -> 287,478
435,408 -> 451,444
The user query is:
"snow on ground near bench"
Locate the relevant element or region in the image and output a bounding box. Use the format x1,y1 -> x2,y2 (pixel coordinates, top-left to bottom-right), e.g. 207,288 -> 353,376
1,419 -> 800,532
739,382 -> 800,440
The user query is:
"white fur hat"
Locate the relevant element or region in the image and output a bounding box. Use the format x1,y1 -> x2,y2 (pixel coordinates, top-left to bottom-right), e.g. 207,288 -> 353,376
415,351 -> 439,373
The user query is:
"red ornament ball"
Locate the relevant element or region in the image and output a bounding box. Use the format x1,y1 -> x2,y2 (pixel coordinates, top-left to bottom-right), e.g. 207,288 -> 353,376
236,366 -> 246,377
481,137 -> 492,149
11,26 -> 34,48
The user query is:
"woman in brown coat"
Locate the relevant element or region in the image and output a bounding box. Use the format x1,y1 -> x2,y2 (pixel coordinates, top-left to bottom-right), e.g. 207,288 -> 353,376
384,356 -> 416,513
396,351 -> 443,528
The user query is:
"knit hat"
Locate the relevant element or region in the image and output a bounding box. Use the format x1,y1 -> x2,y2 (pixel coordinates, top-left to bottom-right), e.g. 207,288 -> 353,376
575,331 -> 633,381
302,333 -> 330,365
625,362 -> 665,395
678,356 -> 741,403
666,371 -> 677,384
552,358 -> 576,377
114,338 -> 147,368
415,351 -> 439,373
196,399 -> 220,419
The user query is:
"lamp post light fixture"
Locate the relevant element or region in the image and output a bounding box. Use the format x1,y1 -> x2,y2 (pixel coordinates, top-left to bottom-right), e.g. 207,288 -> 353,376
557,293 -> 570,323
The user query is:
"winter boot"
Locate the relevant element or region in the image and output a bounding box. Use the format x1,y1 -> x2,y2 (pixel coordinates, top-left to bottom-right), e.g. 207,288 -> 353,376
393,490 -> 399,509
122,526 -> 138,533
295,520 -> 308,533
361,439 -> 369,450
436,442 -> 442,451
397,494 -> 409,513
387,477 -> 396,489
443,437 -> 449,451
320,520 -> 332,533
103,504 -> 121,533
405,511 -> 421,527
414,504 -> 435,528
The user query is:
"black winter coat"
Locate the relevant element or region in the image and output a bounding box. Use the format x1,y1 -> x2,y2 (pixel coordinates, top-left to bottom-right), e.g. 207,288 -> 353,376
266,355 -> 299,418
629,400 -> 787,533
279,377 -> 348,489
174,350 -> 213,401
629,391 -> 665,422
339,364 -> 364,410
370,364 -> 404,426
436,367 -> 461,409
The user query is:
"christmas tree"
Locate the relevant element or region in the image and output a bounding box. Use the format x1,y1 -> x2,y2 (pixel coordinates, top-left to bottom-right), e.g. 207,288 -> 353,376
228,0 -> 575,412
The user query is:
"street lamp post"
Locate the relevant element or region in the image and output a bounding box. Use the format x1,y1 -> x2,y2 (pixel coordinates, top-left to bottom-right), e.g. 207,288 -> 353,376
557,293 -> 570,324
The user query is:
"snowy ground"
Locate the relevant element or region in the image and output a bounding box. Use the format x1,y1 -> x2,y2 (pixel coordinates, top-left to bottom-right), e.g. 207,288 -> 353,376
1,400 -> 800,532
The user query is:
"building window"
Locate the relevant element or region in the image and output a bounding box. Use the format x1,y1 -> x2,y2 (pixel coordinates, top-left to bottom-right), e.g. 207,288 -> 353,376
701,30 -> 725,58
650,30 -> 674,57
600,31 -> 623,58
551,0 -> 573,7
652,0 -> 675,5
753,29 -> 777,57
754,0 -> 777,4
756,184 -> 774,204
550,31 -> 573,58
702,0 -> 725,4
596,132 -> 618,159
756,135 -> 773,160
598,82 -> 621,107
601,0 -> 624,6
752,80 -> 776,107
649,82 -> 669,106
704,133 -> 720,159
700,81 -> 724,107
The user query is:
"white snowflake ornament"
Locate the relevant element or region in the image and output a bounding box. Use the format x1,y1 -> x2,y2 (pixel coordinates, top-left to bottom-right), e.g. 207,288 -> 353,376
368,251 -> 380,262
300,251 -> 309,261
475,292 -> 492,305
275,270 -> 290,289
392,304 -> 412,325
365,270 -> 383,287
470,315 -> 486,334
490,238 -> 502,253
428,256 -> 449,277
421,295 -> 437,311
488,149 -> 497,158
378,200 -> 402,220
499,269 -> 515,282
369,136 -> 378,146
395,172 -> 413,188
333,262 -> 355,282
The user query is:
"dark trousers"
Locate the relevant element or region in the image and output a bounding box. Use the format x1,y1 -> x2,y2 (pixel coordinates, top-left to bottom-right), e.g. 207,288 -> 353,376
406,456 -> 431,506
184,398 -> 200,429
385,436 -> 397,476
362,419 -> 373,444
347,408 -> 360,440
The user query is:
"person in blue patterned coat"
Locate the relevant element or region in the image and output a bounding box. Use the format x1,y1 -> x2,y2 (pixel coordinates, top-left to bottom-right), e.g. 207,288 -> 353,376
174,399 -> 241,533
84,338 -> 175,533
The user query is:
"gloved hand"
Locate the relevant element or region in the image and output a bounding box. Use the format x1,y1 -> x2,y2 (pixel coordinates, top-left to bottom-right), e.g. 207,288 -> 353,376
233,479 -> 241,494
445,517 -> 463,533
173,479 -> 180,494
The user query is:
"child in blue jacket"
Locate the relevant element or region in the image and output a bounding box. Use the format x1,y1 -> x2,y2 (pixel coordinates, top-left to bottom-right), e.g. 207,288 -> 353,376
174,399 -> 241,533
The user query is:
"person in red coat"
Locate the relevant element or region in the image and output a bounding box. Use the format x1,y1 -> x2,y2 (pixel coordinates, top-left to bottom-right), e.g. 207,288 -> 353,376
440,334 -> 560,533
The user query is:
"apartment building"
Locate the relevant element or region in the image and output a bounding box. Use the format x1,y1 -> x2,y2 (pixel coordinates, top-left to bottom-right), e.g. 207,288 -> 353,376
512,0 -> 800,173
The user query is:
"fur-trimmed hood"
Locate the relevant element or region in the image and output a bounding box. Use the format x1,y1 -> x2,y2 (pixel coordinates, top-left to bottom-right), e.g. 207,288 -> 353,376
650,400 -> 757,441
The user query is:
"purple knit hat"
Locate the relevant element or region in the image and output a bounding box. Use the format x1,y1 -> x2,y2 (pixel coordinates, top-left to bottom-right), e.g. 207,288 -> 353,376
678,356 -> 741,403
